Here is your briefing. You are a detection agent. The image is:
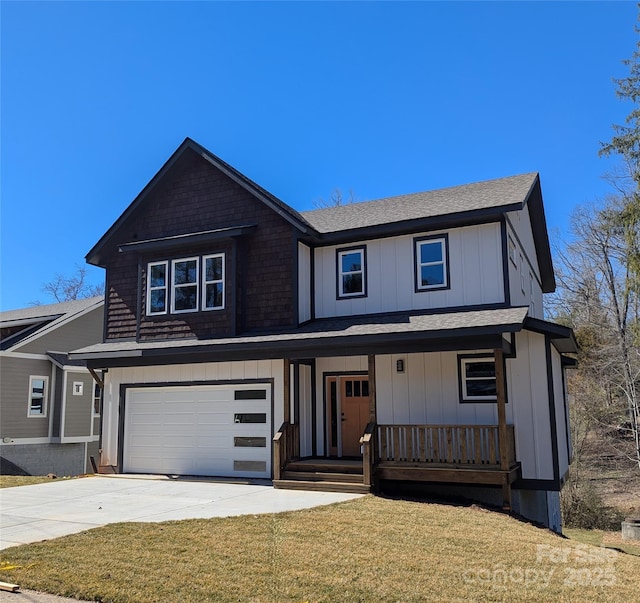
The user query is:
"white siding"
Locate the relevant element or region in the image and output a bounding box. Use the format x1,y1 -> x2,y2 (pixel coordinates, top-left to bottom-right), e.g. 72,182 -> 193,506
314,223 -> 504,318
506,331 -> 554,480
506,208 -> 544,319
298,363 -> 313,457
101,360 -> 284,468
298,242 -> 311,323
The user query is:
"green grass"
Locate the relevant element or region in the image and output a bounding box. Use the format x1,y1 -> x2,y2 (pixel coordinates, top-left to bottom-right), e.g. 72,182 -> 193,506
564,527 -> 640,557
0,475 -> 63,488
1,496 -> 639,602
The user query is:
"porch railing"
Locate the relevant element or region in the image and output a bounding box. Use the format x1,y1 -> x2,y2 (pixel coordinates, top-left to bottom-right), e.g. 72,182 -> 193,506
376,424 -> 516,468
273,422 -> 300,480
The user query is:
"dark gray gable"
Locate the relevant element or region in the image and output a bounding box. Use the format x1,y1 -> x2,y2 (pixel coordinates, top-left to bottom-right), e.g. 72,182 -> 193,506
86,138 -> 316,267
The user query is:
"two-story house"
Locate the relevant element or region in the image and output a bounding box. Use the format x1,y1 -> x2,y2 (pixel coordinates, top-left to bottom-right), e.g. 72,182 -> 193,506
72,138 -> 575,532
0,297 -> 104,475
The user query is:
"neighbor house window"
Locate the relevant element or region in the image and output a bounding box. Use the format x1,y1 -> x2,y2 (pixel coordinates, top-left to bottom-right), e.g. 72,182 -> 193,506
147,261 -> 168,315
337,247 -> 366,298
415,235 -> 449,291
171,257 -> 199,313
28,376 -> 48,417
202,254 -> 225,310
520,254 -> 526,294
459,357 -> 497,402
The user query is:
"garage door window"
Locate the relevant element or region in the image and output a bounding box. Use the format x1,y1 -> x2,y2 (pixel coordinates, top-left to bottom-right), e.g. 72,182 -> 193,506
234,437 -> 267,447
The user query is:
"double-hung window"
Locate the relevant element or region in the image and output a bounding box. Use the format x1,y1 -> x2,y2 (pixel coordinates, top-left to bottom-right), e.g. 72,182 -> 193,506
415,235 -> 449,291
337,247 -> 366,298
459,357 -> 497,402
147,261 -> 168,315
171,257 -> 199,313
28,376 -> 48,417
203,254 -> 225,310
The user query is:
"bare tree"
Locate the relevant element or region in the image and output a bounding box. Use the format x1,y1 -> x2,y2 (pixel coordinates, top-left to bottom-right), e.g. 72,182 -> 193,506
313,188 -> 357,209
40,265 -> 104,303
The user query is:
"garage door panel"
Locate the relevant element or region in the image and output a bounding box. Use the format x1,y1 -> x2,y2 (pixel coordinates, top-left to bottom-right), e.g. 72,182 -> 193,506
124,384 -> 271,478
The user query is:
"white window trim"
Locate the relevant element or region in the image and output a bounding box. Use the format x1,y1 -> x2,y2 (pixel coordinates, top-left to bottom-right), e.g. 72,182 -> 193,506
171,256 -> 200,314
460,358 -> 497,402
93,382 -> 101,418
202,253 -> 225,311
416,237 -> 448,290
146,260 -> 168,316
337,248 -> 365,298
27,375 -> 49,418
519,253 -> 526,294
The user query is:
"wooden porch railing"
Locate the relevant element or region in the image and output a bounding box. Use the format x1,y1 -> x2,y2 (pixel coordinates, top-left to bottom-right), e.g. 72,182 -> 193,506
376,424 -> 516,468
273,422 -> 300,480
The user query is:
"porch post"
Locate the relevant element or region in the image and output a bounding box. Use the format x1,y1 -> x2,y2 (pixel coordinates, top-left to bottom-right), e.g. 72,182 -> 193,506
367,354 -> 377,423
283,358 -> 291,423
494,348 -> 511,509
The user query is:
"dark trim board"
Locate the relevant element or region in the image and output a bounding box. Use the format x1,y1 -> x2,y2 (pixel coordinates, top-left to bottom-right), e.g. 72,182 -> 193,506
116,378 -> 275,476
545,335 -> 561,486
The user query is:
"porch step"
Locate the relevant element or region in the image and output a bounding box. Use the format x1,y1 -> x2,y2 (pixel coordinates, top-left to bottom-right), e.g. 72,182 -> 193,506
273,479 -> 371,494
281,470 -> 364,483
285,459 -> 363,475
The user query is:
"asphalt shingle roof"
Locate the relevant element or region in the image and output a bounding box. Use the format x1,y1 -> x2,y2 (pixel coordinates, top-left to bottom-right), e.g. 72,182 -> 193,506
301,173 -> 539,233
0,297 -> 103,325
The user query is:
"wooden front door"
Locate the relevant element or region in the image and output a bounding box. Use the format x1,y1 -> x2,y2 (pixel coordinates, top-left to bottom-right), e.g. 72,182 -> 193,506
340,377 -> 370,457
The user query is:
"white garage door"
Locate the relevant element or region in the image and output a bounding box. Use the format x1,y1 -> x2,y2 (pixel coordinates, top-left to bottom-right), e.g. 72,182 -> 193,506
124,383 -> 271,478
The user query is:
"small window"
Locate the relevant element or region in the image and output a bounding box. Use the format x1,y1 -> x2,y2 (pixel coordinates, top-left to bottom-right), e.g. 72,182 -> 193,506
203,254 -> 224,310
93,383 -> 102,416
234,413 -> 266,424
73,382 -> 84,396
172,257 -> 199,313
28,376 -> 48,417
460,358 -> 497,402
337,247 -> 366,298
234,437 -> 267,448
234,390 -> 267,400
415,236 -> 449,291
519,254 -> 526,294
147,261 -> 168,315
508,236 -> 517,266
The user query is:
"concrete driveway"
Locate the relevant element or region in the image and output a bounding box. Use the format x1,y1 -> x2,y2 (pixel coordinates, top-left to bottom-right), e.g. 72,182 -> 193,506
0,474 -> 362,550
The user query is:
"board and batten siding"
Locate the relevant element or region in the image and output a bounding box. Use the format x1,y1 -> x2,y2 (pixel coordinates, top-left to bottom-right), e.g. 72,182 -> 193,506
297,363 -> 313,457
506,208 -> 544,318
100,360 -> 285,469
0,356 -> 53,440
62,371 -> 95,440
313,223 -> 504,318
16,306 -> 104,355
298,242 -> 311,324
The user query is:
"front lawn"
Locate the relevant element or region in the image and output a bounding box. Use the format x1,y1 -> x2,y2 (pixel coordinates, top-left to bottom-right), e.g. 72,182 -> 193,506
0,475 -> 61,489
1,496 -> 639,602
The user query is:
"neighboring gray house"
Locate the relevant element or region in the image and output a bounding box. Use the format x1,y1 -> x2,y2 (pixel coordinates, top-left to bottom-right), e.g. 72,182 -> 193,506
0,297 -> 104,475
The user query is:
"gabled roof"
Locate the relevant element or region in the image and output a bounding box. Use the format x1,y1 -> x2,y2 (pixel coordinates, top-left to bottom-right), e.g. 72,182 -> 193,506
0,297 -> 104,351
86,138 -> 316,267
85,137 -> 555,290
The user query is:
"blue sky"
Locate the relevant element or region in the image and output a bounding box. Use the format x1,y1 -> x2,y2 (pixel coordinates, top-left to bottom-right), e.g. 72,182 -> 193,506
1,1 -> 637,310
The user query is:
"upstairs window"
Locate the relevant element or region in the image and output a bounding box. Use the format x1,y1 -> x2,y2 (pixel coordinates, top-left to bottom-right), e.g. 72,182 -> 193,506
28,376 -> 48,417
337,247 -> 366,298
146,254 -> 225,316
147,261 -> 168,315
203,254 -> 225,310
171,257 -> 199,313
415,235 -> 449,291
459,357 -> 497,402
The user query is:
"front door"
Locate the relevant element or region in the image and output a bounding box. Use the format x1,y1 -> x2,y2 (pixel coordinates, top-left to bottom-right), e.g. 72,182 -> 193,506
340,377 -> 370,457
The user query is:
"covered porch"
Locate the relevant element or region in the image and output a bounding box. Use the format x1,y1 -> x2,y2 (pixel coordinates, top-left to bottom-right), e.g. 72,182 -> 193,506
273,348 -> 520,509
